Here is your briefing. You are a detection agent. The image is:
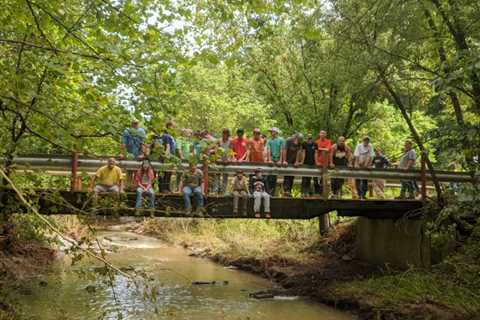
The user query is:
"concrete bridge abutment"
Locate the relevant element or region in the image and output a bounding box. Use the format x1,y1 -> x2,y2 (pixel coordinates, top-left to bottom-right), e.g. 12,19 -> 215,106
355,217 -> 430,268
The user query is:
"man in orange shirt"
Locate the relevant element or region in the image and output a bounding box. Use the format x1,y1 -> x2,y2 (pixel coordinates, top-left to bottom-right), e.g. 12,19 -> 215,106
248,128 -> 266,163
315,130 -> 332,196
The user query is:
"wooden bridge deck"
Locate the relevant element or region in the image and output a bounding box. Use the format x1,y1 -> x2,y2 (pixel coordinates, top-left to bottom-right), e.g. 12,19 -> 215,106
0,189 -> 424,220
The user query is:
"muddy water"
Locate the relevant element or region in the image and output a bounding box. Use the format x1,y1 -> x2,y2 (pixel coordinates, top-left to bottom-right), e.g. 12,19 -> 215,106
9,231 -> 352,320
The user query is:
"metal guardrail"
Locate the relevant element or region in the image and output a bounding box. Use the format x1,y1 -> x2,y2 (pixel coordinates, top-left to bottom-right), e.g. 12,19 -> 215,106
3,155 -> 478,183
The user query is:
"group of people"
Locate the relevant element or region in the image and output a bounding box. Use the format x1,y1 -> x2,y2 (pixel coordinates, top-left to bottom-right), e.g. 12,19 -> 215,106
88,119 -> 419,216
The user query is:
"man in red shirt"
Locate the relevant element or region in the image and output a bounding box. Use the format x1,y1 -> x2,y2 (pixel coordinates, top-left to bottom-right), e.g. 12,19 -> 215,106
315,130 -> 332,167
315,130 -> 332,197
248,128 -> 265,163
231,128 -> 249,162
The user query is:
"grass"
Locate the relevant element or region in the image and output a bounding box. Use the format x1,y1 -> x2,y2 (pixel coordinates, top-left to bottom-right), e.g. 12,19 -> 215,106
140,218 -> 323,262
334,269 -> 480,314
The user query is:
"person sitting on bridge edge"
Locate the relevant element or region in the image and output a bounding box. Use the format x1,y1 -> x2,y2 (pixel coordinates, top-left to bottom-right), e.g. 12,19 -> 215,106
250,168 -> 271,218
121,119 -> 146,159
283,133 -> 304,197
266,127 -> 285,196
134,160 -> 156,209
232,170 -> 249,216
314,130 -> 332,197
330,136 -> 353,198
397,140 -> 417,199
354,136 -> 375,200
179,162 -> 205,215
372,147 -> 390,199
89,157 -> 124,196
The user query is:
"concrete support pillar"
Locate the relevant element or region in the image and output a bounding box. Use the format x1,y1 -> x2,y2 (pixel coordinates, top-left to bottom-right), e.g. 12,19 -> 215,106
355,217 -> 430,268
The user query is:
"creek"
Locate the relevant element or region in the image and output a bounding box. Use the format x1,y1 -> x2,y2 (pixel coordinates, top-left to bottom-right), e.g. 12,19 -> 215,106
8,230 -> 352,320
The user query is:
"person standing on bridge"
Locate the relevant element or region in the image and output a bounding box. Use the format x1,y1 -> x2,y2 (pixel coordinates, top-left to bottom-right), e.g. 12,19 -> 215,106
353,136 -> 375,200
89,158 -> 124,196
397,140 -> 417,199
134,160 -> 156,209
214,128 -> 232,195
300,134 -> 321,196
121,119 -> 146,159
231,128 -> 249,162
152,121 -> 177,194
330,136 -> 353,198
121,119 -> 146,190
232,170 -> 249,216
250,168 -> 271,218
314,130 -> 332,197
372,147 -> 390,199
266,127 -> 285,196
179,162 -> 205,215
283,133 -> 304,197
248,128 -> 266,163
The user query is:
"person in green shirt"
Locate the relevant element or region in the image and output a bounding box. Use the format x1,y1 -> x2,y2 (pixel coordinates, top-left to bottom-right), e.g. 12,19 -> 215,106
266,127 -> 285,195
176,128 -> 194,191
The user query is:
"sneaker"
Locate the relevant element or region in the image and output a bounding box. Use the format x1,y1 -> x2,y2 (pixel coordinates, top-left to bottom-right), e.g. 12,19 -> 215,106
265,212 -> 271,219
185,207 -> 192,215
254,212 -> 261,218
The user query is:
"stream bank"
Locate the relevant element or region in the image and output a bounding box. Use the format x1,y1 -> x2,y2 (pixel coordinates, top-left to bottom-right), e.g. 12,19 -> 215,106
124,218 -> 479,320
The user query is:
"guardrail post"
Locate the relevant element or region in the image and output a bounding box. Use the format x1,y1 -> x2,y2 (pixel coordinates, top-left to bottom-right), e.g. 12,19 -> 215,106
203,160 -> 209,195
421,151 -> 427,202
70,152 -> 81,191
319,150 -> 330,235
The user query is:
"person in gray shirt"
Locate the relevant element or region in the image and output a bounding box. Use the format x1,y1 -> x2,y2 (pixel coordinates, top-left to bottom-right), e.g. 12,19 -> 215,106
398,140 -> 417,199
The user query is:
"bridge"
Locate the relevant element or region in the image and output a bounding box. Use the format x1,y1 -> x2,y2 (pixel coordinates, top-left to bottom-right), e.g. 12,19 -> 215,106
1,154 -> 477,268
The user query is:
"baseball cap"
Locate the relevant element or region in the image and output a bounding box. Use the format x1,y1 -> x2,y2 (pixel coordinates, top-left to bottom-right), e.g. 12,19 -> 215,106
269,127 -> 280,133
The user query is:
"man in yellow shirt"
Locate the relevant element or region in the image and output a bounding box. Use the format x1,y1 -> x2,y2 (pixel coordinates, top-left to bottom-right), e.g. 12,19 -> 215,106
89,158 -> 124,195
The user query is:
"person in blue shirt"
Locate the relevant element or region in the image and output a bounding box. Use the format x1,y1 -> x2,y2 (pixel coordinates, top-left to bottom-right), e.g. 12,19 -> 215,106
121,119 -> 146,159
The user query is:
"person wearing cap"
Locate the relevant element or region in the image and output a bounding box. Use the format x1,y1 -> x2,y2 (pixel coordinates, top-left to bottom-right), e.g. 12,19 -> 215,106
283,133 -> 304,196
314,130 -> 332,196
249,168 -> 271,218
121,119 -> 146,159
266,127 -> 285,195
231,170 -> 249,215
248,128 -> 266,163
353,136 -> 375,199
231,128 -> 249,162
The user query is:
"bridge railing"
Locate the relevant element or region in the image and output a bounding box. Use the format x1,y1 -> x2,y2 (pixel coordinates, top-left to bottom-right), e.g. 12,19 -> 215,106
2,154 -> 479,201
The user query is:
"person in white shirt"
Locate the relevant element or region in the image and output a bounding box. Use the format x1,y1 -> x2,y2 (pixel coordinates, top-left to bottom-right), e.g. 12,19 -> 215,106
353,136 -> 375,199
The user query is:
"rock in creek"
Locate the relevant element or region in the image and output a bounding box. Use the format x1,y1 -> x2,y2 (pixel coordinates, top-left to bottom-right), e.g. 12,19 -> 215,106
191,280 -> 229,286
249,289 -> 290,300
